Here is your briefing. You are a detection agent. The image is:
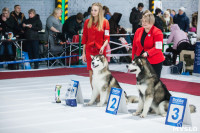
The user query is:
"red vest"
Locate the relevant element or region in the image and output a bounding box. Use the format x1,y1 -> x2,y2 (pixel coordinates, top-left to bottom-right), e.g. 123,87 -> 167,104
132,26 -> 165,64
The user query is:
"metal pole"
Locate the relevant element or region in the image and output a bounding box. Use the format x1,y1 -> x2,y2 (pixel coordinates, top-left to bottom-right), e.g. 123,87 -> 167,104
61,0 -> 65,24
78,30 -> 81,65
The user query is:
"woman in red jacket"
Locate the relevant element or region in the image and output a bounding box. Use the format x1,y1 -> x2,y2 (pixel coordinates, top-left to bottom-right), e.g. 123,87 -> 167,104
132,12 -> 165,78
82,2 -> 110,85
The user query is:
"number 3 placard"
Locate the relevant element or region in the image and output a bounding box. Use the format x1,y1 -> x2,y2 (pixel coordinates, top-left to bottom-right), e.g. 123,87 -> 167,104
106,88 -> 128,115
165,96 -> 192,127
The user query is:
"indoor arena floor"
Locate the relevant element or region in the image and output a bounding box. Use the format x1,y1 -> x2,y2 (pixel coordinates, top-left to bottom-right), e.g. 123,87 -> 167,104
0,64 -> 200,133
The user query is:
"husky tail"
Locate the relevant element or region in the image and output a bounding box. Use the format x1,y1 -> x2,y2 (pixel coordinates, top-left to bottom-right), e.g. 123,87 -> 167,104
127,95 -> 139,103
189,104 -> 196,113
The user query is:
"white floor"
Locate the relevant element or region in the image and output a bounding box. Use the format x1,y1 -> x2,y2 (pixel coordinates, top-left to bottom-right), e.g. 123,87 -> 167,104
0,65 -> 200,133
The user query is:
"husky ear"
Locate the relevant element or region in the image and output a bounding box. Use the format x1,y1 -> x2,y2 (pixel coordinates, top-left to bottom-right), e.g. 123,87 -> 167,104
91,55 -> 94,59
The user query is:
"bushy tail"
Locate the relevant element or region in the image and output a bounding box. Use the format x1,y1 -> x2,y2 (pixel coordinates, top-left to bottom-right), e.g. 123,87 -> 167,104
189,104 -> 196,113
124,91 -> 138,103
127,95 -> 139,103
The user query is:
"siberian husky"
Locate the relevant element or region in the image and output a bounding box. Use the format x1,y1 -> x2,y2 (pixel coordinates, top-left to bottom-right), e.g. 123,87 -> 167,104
87,55 -> 138,107
127,56 -> 196,118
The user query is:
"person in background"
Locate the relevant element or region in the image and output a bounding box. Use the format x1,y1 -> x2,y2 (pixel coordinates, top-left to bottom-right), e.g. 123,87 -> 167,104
173,7 -> 189,33
0,7 -> 15,69
10,5 -> 26,38
46,8 -> 63,54
109,12 -> 127,54
81,2 -> 110,88
167,24 -> 190,64
132,12 -> 165,78
103,6 -> 111,20
62,13 -> 83,39
167,9 -> 173,18
154,8 -> 164,32
171,10 -> 176,18
129,3 -> 144,33
83,6 -> 91,22
143,10 -> 151,16
161,11 -> 173,32
23,9 -> 42,69
189,12 -> 198,33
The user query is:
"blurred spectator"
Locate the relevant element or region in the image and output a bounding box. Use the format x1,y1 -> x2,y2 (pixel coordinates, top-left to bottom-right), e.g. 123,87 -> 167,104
0,8 -> 14,35
23,9 -> 42,69
62,13 -> 83,39
154,8 -> 164,32
83,6 -> 91,22
173,7 -> 189,32
171,10 -> 176,18
109,12 -> 122,35
129,3 -> 144,33
0,7 -> 15,69
189,12 -> 198,33
10,5 -> 26,38
103,6 -> 111,20
109,12 -> 127,54
46,8 -> 63,54
161,11 -> 173,32
167,9 -> 173,18
143,10 -> 151,16
167,24 -> 190,64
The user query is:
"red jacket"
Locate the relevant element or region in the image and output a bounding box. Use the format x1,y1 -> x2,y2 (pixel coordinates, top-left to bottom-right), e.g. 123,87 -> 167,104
81,19 -> 110,50
132,26 -> 165,64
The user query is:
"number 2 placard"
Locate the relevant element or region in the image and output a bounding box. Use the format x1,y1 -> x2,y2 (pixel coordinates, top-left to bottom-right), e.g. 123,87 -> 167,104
106,88 -> 122,115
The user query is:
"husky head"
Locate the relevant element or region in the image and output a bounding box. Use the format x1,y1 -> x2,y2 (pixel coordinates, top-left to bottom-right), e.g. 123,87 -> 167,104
126,56 -> 146,75
91,55 -> 108,71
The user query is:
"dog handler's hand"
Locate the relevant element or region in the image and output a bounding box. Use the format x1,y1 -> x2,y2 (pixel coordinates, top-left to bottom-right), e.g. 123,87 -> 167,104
82,53 -> 87,62
99,46 -> 105,55
142,52 -> 148,58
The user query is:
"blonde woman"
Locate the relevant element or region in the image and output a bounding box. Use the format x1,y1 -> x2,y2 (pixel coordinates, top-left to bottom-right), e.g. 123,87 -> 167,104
132,13 -> 165,78
46,8 -> 63,53
82,2 -> 110,86
161,11 -> 173,32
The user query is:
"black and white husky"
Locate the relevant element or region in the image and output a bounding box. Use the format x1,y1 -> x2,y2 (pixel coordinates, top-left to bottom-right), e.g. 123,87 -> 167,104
127,56 -> 195,118
87,55 -> 138,107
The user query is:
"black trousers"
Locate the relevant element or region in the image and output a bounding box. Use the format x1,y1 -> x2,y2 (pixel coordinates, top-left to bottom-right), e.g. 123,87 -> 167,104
151,62 -> 163,79
26,40 -> 39,67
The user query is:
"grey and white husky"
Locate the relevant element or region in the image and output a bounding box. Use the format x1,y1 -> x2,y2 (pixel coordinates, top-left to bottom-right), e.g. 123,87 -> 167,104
87,55 -> 138,107
127,56 -> 196,118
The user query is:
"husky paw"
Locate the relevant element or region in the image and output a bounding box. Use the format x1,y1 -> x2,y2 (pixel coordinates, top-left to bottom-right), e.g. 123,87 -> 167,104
85,102 -> 93,106
140,113 -> 147,118
133,112 -> 140,116
161,113 -> 167,117
97,102 -> 103,107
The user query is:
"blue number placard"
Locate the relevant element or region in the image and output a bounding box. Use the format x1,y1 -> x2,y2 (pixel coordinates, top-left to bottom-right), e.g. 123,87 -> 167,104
72,80 -> 79,97
165,96 -> 187,127
106,88 -> 122,115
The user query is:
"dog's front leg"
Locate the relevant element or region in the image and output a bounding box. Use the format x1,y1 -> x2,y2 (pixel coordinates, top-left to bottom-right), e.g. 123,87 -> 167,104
97,89 -> 107,107
133,97 -> 143,116
140,95 -> 153,118
87,89 -> 99,106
